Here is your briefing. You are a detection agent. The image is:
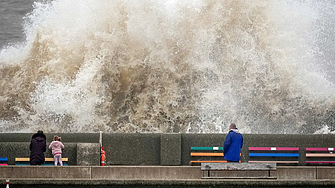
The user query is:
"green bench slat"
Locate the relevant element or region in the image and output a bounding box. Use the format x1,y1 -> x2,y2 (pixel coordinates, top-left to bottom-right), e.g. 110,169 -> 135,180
191,147 -> 223,151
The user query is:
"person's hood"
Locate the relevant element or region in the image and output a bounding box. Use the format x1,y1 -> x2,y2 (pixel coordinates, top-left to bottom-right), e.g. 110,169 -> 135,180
230,128 -> 240,134
34,136 -> 45,142
51,141 -> 61,147
32,132 -> 46,140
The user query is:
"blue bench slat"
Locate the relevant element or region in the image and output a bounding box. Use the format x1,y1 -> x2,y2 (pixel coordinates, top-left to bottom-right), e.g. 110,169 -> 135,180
249,153 -> 299,157
0,157 -> 8,161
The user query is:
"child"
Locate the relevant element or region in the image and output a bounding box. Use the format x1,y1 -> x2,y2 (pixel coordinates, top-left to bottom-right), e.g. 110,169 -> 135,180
48,135 -> 65,166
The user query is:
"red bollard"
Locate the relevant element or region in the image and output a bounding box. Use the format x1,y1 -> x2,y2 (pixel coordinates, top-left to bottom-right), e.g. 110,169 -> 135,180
100,146 -> 105,166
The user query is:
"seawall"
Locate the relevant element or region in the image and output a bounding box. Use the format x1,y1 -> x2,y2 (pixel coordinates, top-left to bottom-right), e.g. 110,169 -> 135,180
1,133 -> 335,165
1,165 -> 335,180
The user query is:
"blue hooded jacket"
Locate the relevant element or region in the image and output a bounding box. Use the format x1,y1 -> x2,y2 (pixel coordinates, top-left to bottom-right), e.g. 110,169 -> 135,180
223,129 -> 243,162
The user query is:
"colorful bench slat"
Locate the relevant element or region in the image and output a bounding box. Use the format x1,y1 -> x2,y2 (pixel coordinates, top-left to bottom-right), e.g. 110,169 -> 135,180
191,153 -> 224,157
15,163 -> 68,166
306,161 -> 335,164
15,157 -> 68,166
306,147 -> 334,152
306,153 -> 335,157
249,147 -> 299,151
191,147 -> 223,151
249,153 -> 299,157
0,157 -> 8,161
190,160 -> 227,163
15,158 -> 68,162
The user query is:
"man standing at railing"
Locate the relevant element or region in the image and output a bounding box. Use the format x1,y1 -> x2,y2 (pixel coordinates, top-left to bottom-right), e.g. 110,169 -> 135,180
223,123 -> 243,162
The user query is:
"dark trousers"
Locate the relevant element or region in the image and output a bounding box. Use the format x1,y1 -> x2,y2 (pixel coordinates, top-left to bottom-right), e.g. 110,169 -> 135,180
227,160 -> 239,163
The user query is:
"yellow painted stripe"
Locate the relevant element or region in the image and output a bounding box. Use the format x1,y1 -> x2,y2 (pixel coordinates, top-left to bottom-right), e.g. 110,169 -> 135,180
15,158 -> 68,162
191,160 -> 241,163
191,161 -> 227,163
15,158 -> 30,162
191,153 -> 224,156
45,158 -> 68,162
191,153 -> 241,157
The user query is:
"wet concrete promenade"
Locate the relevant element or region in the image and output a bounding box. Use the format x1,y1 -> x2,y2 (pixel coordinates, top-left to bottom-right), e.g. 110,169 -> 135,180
1,166 -> 335,187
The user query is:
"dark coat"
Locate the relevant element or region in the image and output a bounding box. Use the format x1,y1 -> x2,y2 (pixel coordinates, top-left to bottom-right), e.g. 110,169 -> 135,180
30,132 -> 46,165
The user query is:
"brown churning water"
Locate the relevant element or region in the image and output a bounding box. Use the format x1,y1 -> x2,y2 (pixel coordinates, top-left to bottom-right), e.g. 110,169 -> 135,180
0,0 -> 335,134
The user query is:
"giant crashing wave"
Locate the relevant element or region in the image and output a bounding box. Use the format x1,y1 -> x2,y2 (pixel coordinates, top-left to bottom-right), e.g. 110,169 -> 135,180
0,0 -> 335,134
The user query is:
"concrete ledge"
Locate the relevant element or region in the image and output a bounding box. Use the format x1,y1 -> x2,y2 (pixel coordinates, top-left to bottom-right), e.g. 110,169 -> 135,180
2,179 -> 335,187
1,166 -> 335,182
277,166 -> 316,180
0,166 -> 91,179
91,166 -> 201,180
317,166 -> 335,179
0,166 -> 201,180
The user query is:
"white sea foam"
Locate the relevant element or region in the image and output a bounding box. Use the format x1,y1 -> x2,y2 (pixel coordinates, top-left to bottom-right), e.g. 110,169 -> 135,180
0,0 -> 335,133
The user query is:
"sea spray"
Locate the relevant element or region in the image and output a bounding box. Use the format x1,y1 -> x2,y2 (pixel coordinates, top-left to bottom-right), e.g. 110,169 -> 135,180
0,0 -> 335,133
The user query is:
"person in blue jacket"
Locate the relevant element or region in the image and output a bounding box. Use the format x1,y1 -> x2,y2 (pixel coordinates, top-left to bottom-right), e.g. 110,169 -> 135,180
223,123 -> 243,162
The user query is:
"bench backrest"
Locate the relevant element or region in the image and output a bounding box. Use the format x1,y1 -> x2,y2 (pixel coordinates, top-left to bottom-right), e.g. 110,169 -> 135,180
249,147 -> 299,164
305,147 -> 335,164
190,146 -> 226,164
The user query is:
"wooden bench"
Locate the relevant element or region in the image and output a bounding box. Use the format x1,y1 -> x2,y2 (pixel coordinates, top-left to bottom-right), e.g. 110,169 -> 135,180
0,157 -> 8,166
249,147 -> 299,164
201,162 -> 276,179
306,147 -> 335,165
190,147 -> 227,164
15,158 -> 69,166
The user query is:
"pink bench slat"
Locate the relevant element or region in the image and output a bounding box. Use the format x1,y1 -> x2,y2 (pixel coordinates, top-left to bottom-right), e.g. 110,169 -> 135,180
306,161 -> 335,164
249,147 -> 299,151
306,148 -> 334,151
0,164 -> 7,166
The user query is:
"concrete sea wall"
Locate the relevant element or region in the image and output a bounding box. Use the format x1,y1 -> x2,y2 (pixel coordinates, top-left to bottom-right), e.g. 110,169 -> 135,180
0,165 -> 335,180
1,166 -> 335,187
0,133 -> 335,165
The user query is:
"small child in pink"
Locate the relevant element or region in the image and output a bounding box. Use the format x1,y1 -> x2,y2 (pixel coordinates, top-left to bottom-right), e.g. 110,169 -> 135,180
48,135 -> 65,166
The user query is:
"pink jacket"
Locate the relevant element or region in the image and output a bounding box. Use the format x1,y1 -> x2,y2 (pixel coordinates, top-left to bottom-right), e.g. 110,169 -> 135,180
48,141 -> 64,155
